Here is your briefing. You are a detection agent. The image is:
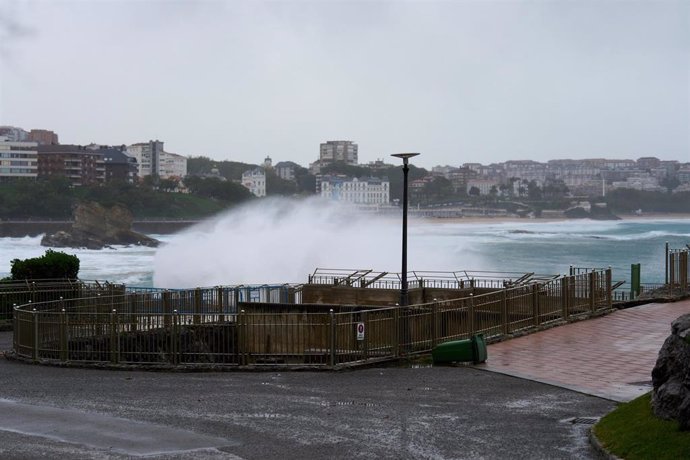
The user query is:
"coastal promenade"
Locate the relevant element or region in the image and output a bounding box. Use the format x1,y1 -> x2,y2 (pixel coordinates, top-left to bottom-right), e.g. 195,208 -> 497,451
478,299 -> 690,402
0,299 -> 687,458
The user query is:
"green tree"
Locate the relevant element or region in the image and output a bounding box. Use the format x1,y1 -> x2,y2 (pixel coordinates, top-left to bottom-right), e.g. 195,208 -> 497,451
10,250 -> 80,280
266,169 -> 297,196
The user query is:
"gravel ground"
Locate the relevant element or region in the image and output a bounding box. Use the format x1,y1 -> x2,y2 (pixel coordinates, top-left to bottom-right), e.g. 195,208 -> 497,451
0,332 -> 615,459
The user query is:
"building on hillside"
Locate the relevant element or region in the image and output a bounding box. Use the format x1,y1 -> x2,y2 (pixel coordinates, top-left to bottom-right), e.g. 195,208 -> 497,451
310,140 -> 358,173
319,175 -> 389,205
159,151 -> 187,179
28,129 -> 59,145
242,168 -> 266,197
367,159 -> 392,170
677,168 -> 690,184
275,161 -> 298,181
0,126 -> 29,142
0,136 -> 38,181
126,140 -> 187,180
636,157 -> 661,171
320,140 -> 358,164
86,145 -> 138,183
37,144 -> 105,186
126,140 -> 164,178
610,175 -> 664,192
466,179 -> 500,195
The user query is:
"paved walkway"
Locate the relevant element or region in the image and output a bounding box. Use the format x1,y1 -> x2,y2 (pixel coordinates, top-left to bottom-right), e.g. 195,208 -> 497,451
478,299 -> 690,402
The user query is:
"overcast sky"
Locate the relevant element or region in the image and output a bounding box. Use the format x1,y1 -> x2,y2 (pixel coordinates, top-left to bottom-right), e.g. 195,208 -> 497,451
1,0 -> 688,168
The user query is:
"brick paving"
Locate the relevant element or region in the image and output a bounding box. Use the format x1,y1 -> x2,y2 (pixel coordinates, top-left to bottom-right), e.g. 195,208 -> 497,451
477,299 -> 690,402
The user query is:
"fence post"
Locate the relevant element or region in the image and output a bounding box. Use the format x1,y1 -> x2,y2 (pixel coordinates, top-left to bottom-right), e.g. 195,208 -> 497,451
361,311 -> 369,361
468,294 -> 475,337
130,293 -> 138,333
110,309 -> 119,364
172,309 -> 179,365
589,271 -> 596,313
217,287 -> 225,323
60,308 -> 68,362
32,307 -> 38,363
163,290 -> 172,328
561,277 -> 569,321
665,241 -> 669,285
329,309 -> 336,367
431,302 -> 438,348
606,267 -> 612,309
238,309 -> 246,366
392,307 -> 400,358
194,288 -> 202,325
532,284 -> 539,327
501,289 -> 508,336
679,251 -> 688,289
13,304 -> 18,353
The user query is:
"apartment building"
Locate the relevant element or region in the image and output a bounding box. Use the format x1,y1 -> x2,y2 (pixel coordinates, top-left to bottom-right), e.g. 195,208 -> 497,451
37,144 -> 105,186
28,129 -> 59,145
310,140 -> 358,173
126,140 -> 187,179
0,136 -> 38,181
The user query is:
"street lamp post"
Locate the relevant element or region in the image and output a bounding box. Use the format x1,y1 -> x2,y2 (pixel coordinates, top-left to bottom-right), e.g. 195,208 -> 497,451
391,152 -> 420,307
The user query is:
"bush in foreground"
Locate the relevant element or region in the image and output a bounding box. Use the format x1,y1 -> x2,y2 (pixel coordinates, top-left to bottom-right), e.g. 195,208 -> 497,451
10,250 -> 80,280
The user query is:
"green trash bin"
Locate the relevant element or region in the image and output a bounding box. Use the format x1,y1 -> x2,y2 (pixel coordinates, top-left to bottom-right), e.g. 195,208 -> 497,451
432,334 -> 487,364
471,334 -> 487,364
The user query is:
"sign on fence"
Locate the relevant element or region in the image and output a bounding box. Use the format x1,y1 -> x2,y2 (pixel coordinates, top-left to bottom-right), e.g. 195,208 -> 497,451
356,322 -> 365,341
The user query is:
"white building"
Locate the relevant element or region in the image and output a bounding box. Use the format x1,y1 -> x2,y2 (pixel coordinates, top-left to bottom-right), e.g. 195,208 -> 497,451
159,151 -> 187,179
466,179 -> 499,195
320,176 -> 389,205
242,168 -> 266,197
0,136 -> 38,180
126,140 -> 187,179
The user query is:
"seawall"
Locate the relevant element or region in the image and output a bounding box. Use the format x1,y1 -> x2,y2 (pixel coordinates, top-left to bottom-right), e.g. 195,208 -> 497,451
0,220 -> 199,237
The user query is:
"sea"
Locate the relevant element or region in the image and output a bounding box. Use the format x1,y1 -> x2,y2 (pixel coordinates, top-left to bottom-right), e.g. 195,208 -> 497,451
1,199 -> 688,289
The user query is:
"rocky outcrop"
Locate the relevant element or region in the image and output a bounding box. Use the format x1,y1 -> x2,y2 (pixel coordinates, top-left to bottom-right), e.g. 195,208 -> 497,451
651,314 -> 690,430
41,202 -> 159,250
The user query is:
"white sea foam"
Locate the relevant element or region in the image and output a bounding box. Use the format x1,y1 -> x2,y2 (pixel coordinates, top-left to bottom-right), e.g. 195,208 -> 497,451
152,197 -> 479,288
0,235 -> 163,285
2,214 -> 688,287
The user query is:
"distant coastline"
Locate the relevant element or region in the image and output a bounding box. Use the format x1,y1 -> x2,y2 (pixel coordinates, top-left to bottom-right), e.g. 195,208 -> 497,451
2,212 -> 689,238
0,219 -> 199,237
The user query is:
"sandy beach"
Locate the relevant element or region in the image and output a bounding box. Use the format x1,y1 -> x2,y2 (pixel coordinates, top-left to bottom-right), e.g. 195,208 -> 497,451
409,212 -> 690,225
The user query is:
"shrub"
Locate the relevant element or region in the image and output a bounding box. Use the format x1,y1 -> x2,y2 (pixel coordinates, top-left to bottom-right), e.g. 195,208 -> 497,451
10,250 -> 80,280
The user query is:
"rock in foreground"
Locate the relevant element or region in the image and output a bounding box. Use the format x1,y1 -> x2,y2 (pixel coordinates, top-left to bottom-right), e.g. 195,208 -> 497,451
41,202 -> 159,250
651,313 -> 690,430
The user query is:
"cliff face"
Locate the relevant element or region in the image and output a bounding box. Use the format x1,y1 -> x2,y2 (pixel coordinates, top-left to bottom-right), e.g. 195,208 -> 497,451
41,202 -> 159,250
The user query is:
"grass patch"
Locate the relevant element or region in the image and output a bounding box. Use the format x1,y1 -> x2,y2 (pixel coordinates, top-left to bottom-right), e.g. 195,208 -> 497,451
593,392 -> 690,459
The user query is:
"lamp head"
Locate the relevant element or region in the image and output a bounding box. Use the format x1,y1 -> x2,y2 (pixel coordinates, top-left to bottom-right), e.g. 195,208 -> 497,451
391,152 -> 420,165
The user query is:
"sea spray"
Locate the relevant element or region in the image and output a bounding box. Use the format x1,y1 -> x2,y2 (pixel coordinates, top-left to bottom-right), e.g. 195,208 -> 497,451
152,197 -> 470,288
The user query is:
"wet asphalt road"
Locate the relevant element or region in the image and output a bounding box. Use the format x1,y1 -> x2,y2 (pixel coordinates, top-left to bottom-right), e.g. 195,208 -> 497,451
0,332 -> 615,459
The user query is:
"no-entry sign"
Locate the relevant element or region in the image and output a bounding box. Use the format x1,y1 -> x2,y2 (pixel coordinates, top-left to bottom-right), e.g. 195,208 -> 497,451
356,322 -> 365,341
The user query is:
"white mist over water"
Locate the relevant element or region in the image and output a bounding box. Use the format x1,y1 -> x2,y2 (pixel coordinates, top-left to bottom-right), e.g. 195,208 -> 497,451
152,198 -> 470,288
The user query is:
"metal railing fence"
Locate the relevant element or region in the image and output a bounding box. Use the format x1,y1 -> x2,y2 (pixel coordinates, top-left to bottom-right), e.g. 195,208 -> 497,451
307,268 -> 559,291
12,269 -> 613,369
667,245 -> 690,289
0,279 -> 123,322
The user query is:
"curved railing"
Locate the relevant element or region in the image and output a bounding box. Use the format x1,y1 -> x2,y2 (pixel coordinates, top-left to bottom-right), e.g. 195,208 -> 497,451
11,270 -> 612,369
